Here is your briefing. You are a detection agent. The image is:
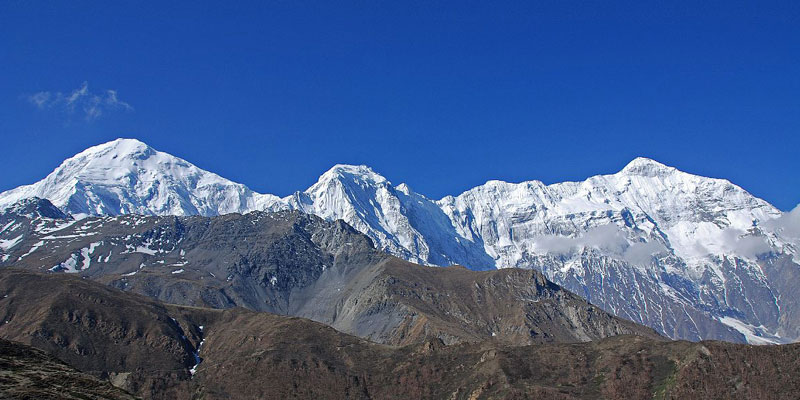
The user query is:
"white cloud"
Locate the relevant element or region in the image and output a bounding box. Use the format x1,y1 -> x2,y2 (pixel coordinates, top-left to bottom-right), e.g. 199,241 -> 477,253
534,234 -> 578,255
533,223 -> 668,265
533,215 -> 785,265
715,228 -> 772,259
580,224 -> 629,254
624,241 -> 669,265
25,82 -> 133,121
763,204 -> 800,240
28,92 -> 52,108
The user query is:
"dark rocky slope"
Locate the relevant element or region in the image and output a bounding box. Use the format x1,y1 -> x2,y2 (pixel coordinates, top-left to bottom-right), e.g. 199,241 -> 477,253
0,269 -> 202,398
1,269 -> 799,400
1,202 -> 657,345
0,338 -> 136,399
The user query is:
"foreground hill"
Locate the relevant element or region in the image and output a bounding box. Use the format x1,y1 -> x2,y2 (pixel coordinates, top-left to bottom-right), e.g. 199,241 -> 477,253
0,203 -> 656,346
0,269 -> 799,400
1,138 -> 798,343
0,338 -> 136,399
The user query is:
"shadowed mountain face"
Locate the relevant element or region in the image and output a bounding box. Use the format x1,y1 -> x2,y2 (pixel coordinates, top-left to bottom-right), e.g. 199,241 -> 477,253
1,269 -> 799,400
2,139 -> 799,344
0,269 -> 201,398
0,203 -> 656,346
0,338 -> 136,400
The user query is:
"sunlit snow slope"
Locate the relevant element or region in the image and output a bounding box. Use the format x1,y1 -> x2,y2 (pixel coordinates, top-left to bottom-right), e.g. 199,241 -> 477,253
1,138 -> 798,344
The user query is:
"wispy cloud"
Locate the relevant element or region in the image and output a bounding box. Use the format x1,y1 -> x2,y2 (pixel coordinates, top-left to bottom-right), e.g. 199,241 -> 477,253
533,223 -> 669,265
763,204 -> 800,240
25,82 -> 133,121
533,220 -> 783,262
708,227 -> 772,259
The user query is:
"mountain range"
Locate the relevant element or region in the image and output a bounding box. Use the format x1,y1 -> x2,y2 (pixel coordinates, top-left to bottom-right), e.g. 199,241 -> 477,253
0,198 -> 657,346
1,138 -> 799,344
3,268 -> 800,400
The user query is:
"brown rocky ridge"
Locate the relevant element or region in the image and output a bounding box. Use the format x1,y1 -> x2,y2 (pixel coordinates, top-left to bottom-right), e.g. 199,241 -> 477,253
0,337 -> 135,399
0,204 -> 658,346
1,269 -> 799,400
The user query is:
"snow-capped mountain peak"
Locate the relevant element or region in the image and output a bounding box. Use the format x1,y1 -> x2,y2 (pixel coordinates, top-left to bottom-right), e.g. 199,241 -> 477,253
316,164 -> 389,185
619,157 -> 677,177
0,138 -> 278,218
81,137 -> 153,158
1,139 -> 798,344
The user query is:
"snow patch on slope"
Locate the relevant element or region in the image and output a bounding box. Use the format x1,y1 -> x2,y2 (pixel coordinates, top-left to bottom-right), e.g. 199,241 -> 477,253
2,140 -> 798,344
719,316 -> 782,345
0,235 -> 23,251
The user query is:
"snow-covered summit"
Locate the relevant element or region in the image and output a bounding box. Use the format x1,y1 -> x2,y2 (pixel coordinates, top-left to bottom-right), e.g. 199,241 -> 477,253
315,164 -> 389,186
0,138 -> 278,218
1,138 -> 798,344
81,137 -> 152,157
619,157 -> 677,177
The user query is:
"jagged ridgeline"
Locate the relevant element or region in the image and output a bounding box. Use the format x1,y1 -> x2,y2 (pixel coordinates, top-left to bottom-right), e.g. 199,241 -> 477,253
0,202 -> 657,346
1,138 -> 799,344
1,269 -> 799,400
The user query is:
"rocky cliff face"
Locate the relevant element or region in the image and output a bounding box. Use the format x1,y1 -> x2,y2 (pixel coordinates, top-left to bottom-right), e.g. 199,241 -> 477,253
0,203 -> 657,346
274,159 -> 797,344
2,269 -> 799,400
0,269 -> 200,399
0,338 -> 136,400
1,138 -> 798,343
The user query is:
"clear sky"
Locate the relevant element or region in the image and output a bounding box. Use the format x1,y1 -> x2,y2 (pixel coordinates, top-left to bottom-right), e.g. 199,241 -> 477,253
1,1 -> 798,209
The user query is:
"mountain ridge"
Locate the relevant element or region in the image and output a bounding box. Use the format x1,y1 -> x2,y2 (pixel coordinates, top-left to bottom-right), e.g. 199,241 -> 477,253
2,268 -> 800,400
3,138 -> 778,215
0,206 -> 660,346
1,138 -> 798,345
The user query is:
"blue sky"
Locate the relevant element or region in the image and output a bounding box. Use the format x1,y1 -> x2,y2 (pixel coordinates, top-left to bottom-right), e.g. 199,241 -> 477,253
1,1 -> 798,209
